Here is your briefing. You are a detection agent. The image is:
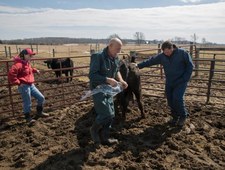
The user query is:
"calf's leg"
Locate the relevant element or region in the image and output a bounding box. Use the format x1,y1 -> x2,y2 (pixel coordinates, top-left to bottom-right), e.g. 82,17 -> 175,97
134,90 -> 145,118
121,91 -> 130,120
65,71 -> 69,83
70,70 -> 73,81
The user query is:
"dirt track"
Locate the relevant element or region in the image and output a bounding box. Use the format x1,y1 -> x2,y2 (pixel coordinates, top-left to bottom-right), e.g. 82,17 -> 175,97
0,85 -> 225,170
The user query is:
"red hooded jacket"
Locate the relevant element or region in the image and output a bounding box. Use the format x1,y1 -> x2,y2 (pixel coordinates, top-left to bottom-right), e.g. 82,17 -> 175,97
8,56 -> 38,85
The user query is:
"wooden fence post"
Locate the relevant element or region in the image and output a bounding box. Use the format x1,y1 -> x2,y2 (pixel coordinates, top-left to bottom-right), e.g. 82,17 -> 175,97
16,45 -> 19,53
190,42 -> 193,57
158,44 -> 163,79
4,46 -> 8,58
36,44 -> 38,54
206,54 -> 216,104
8,46 -> 12,58
30,44 -> 33,51
157,44 -> 161,54
53,49 -> 55,58
195,48 -> 199,77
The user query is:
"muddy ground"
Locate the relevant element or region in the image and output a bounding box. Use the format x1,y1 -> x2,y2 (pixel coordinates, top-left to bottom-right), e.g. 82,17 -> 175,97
0,81 -> 224,170
0,54 -> 225,170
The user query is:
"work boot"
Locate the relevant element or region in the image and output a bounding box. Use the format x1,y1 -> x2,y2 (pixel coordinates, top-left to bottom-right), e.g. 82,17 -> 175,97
90,122 -> 102,144
177,116 -> 187,127
24,113 -> 36,125
167,116 -> 179,126
36,105 -> 49,117
99,126 -> 118,146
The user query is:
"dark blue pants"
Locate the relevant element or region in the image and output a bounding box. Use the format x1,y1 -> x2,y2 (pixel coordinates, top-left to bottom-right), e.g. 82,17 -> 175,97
165,82 -> 188,118
92,93 -> 115,125
92,93 -> 115,141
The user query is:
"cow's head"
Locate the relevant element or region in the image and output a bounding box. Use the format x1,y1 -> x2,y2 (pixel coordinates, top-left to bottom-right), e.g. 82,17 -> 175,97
127,63 -> 140,78
44,59 -> 52,68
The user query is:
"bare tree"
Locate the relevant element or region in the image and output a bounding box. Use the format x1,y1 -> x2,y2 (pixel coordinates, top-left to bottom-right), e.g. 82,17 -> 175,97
173,36 -> 186,42
202,37 -> 206,44
191,33 -> 198,44
134,32 -> 145,45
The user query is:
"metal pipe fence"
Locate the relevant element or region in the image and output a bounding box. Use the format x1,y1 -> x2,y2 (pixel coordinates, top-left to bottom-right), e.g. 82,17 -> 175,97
132,44 -> 225,105
139,57 -> 225,105
0,56 -> 90,120
1,44 -> 225,121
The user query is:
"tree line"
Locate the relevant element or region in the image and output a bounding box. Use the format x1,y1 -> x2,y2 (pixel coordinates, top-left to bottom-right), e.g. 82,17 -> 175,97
0,32 -> 217,45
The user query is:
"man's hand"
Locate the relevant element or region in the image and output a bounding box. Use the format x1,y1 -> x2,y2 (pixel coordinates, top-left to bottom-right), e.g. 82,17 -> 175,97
120,80 -> 128,89
106,77 -> 118,87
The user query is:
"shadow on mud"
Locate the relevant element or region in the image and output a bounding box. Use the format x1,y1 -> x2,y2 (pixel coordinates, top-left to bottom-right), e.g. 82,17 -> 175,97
32,106 -> 96,170
105,119 -> 182,159
33,107 -> 181,169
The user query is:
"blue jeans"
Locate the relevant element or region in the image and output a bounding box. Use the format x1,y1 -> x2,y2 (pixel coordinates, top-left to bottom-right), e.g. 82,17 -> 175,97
18,84 -> 45,114
165,82 -> 188,118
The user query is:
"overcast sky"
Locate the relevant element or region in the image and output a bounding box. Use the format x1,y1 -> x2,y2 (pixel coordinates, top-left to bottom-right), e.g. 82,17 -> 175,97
0,0 -> 225,43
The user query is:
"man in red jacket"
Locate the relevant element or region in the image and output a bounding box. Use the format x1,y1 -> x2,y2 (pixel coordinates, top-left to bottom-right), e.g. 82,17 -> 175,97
8,48 -> 49,125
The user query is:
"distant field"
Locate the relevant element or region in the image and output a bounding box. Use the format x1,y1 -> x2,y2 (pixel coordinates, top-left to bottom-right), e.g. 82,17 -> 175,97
0,43 -> 159,82
1,43 -> 225,59
0,43 -> 159,58
1,43 -> 225,78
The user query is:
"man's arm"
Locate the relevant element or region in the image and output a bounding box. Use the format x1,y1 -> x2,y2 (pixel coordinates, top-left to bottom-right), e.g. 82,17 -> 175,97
137,54 -> 162,69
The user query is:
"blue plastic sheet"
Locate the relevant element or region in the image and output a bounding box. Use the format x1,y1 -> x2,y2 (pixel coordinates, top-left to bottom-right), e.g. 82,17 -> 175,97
80,82 -> 123,101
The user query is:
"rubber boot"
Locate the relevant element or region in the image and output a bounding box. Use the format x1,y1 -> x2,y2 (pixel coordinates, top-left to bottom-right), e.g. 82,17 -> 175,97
167,110 -> 179,126
36,105 -> 49,117
90,122 -> 102,144
99,121 -> 118,146
177,116 -> 187,127
100,130 -> 118,146
167,115 -> 179,126
24,113 -> 36,125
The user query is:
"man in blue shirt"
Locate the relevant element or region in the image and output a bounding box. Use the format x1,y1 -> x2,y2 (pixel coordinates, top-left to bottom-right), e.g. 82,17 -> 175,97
137,41 -> 194,127
89,38 -> 128,146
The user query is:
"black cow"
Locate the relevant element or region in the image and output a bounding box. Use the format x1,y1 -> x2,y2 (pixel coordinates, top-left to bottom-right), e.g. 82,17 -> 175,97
117,59 -> 145,120
44,58 -> 74,82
